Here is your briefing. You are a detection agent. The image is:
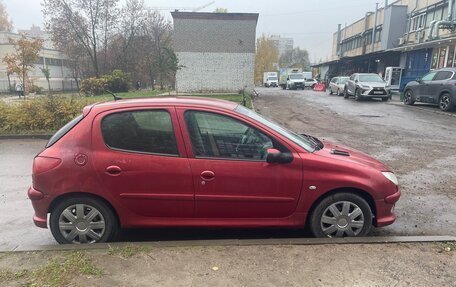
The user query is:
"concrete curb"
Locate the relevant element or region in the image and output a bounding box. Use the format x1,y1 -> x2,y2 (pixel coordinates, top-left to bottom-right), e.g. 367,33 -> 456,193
0,134 -> 52,140
3,235 -> 455,253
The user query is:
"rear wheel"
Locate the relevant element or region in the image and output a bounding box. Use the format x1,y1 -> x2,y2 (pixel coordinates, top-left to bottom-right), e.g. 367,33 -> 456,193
343,88 -> 349,99
50,196 -> 118,244
404,90 -> 415,105
310,193 -> 372,238
329,88 -> 333,95
439,92 -> 454,111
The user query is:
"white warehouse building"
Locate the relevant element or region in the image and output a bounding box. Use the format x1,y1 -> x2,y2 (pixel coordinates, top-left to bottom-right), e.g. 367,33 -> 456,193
171,12 -> 259,93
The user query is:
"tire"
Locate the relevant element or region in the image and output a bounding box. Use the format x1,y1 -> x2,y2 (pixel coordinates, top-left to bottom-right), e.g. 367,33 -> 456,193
309,192 -> 373,238
50,196 -> 118,244
404,90 -> 415,105
343,88 -> 349,99
329,88 -> 333,95
439,92 -> 454,112
354,89 -> 362,101
381,97 -> 388,102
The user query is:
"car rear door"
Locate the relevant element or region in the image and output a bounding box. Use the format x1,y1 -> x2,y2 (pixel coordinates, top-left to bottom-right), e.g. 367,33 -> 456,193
176,107 -> 303,219
428,71 -> 454,103
91,107 -> 194,218
416,71 -> 437,101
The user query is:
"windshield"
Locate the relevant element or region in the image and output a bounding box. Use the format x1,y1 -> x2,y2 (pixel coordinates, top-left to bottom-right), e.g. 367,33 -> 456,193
339,77 -> 349,84
290,74 -> 304,80
268,77 -> 278,81
235,105 -> 317,152
359,74 -> 383,83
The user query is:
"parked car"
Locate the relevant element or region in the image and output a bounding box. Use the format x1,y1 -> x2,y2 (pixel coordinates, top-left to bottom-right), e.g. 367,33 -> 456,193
29,97 -> 400,244
344,73 -> 389,101
403,68 -> 456,112
328,76 -> 349,96
304,78 -> 318,89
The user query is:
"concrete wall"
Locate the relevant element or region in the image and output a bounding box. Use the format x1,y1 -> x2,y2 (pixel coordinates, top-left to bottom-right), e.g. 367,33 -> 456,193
176,52 -> 254,93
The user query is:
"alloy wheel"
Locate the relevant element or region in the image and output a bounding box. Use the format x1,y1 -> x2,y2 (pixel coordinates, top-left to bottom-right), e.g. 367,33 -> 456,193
439,94 -> 451,111
320,201 -> 365,237
58,204 -> 106,244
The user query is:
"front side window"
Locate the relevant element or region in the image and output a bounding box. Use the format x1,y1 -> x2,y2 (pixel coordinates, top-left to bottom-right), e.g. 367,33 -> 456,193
184,111 -> 274,161
101,110 -> 178,155
422,71 -> 437,81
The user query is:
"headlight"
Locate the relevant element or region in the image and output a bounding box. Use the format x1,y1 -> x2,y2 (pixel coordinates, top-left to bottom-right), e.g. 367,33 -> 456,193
382,172 -> 398,185
361,84 -> 371,89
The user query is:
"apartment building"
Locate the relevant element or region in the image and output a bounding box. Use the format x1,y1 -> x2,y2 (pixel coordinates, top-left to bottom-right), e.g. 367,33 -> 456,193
0,26 -> 75,93
268,35 -> 294,56
315,0 -> 456,90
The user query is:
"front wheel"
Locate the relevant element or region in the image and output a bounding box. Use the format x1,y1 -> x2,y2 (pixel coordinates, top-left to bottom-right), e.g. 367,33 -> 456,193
309,193 -> 373,238
354,89 -> 362,101
343,88 -> 349,99
404,90 -> 415,105
439,92 -> 454,111
50,196 -> 118,244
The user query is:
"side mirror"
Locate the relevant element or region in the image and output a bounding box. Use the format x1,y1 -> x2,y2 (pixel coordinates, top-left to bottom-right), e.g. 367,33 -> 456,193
355,79 -> 359,83
416,77 -> 421,82
266,148 -> 293,164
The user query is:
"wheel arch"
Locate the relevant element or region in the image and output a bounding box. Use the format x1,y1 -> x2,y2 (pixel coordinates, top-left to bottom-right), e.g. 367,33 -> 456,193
306,187 -> 377,225
48,192 -> 120,226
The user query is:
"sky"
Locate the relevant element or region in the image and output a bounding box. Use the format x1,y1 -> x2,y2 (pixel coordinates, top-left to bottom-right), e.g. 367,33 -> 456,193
3,0 -> 386,62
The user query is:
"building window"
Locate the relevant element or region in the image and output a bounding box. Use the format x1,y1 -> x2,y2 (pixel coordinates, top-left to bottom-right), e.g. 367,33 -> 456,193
439,46 -> 447,68
447,46 -> 455,67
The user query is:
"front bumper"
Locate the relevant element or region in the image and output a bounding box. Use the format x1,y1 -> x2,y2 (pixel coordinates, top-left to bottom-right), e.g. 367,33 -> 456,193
374,188 -> 401,227
361,87 -> 388,98
28,186 -> 51,228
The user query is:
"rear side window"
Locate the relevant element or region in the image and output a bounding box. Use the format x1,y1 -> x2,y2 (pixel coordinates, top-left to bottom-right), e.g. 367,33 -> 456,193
101,110 -> 178,156
46,114 -> 83,148
433,71 -> 453,81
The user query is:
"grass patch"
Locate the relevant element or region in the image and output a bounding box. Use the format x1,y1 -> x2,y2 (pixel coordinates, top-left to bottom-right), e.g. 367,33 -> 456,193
108,244 -> 151,259
28,251 -> 102,287
442,241 -> 456,252
0,269 -> 29,282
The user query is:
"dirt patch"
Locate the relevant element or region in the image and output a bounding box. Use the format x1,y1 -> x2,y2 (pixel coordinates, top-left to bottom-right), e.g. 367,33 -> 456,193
0,243 -> 454,287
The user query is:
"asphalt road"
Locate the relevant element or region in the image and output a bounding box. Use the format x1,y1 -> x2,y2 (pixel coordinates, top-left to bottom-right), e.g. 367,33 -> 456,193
0,88 -> 455,249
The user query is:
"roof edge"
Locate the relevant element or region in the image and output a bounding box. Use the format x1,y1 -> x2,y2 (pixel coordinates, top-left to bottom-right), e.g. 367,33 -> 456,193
171,12 -> 259,22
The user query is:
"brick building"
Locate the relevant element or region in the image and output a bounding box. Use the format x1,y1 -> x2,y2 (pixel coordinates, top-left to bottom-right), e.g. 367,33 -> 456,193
171,12 -> 259,93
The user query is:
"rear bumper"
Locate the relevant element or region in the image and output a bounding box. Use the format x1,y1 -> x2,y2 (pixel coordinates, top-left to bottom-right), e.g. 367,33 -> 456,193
374,188 -> 401,227
28,186 -> 51,228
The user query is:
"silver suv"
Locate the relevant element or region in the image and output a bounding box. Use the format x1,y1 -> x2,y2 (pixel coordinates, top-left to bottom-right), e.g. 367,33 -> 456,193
344,73 -> 389,101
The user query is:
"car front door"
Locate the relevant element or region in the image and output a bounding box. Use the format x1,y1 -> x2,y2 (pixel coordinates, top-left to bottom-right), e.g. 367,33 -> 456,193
91,107 -> 194,218
177,108 -> 303,219
416,71 -> 437,101
348,75 -> 356,94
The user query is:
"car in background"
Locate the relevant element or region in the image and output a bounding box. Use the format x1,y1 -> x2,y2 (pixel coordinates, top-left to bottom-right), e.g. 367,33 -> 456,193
344,73 -> 389,101
328,76 -> 349,96
28,97 -> 400,244
304,78 -> 318,89
403,67 -> 456,112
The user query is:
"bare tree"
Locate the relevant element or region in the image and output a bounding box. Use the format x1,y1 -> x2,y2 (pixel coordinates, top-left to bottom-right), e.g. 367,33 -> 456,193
43,0 -> 120,77
279,47 -> 311,71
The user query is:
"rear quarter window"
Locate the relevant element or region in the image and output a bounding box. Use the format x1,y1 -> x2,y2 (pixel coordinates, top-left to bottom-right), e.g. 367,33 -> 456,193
46,115 -> 83,148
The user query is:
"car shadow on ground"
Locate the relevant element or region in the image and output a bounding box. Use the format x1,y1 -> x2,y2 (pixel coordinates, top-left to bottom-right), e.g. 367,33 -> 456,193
115,228 -> 313,242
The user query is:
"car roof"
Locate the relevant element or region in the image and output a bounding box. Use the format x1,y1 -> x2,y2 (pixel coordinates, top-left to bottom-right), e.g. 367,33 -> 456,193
89,96 -> 239,114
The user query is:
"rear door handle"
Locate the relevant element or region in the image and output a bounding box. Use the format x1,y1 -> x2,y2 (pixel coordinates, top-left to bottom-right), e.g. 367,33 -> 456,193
200,170 -> 215,181
105,165 -> 122,176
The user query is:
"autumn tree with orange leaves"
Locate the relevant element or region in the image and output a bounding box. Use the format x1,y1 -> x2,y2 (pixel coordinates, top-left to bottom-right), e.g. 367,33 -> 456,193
254,36 -> 279,85
3,35 -> 43,95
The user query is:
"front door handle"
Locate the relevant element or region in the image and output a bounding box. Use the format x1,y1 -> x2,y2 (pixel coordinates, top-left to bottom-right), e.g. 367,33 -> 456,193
105,165 -> 122,176
200,170 -> 215,181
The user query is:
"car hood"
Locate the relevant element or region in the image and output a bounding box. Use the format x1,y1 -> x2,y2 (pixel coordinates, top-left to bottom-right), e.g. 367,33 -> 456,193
361,82 -> 386,88
315,140 -> 388,171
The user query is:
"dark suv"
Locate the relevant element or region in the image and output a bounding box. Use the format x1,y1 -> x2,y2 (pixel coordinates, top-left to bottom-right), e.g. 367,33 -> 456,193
403,68 -> 456,112
344,73 -> 389,101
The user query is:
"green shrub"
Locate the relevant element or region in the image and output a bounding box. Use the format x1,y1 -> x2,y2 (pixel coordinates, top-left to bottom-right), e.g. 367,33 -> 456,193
105,69 -> 130,93
0,95 -> 98,134
80,77 -> 108,96
29,85 -> 43,94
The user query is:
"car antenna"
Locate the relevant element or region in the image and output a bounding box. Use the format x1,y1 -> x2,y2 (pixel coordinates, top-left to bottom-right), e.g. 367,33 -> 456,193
104,89 -> 122,101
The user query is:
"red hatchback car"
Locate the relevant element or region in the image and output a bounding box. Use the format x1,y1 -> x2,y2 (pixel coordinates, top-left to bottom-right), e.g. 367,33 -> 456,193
28,97 -> 400,244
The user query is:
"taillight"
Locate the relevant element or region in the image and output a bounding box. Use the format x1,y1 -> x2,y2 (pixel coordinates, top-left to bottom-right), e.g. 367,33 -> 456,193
33,156 -> 62,175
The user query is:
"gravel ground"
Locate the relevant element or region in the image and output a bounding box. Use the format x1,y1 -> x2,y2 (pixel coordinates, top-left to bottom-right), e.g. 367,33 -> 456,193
254,87 -> 456,236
